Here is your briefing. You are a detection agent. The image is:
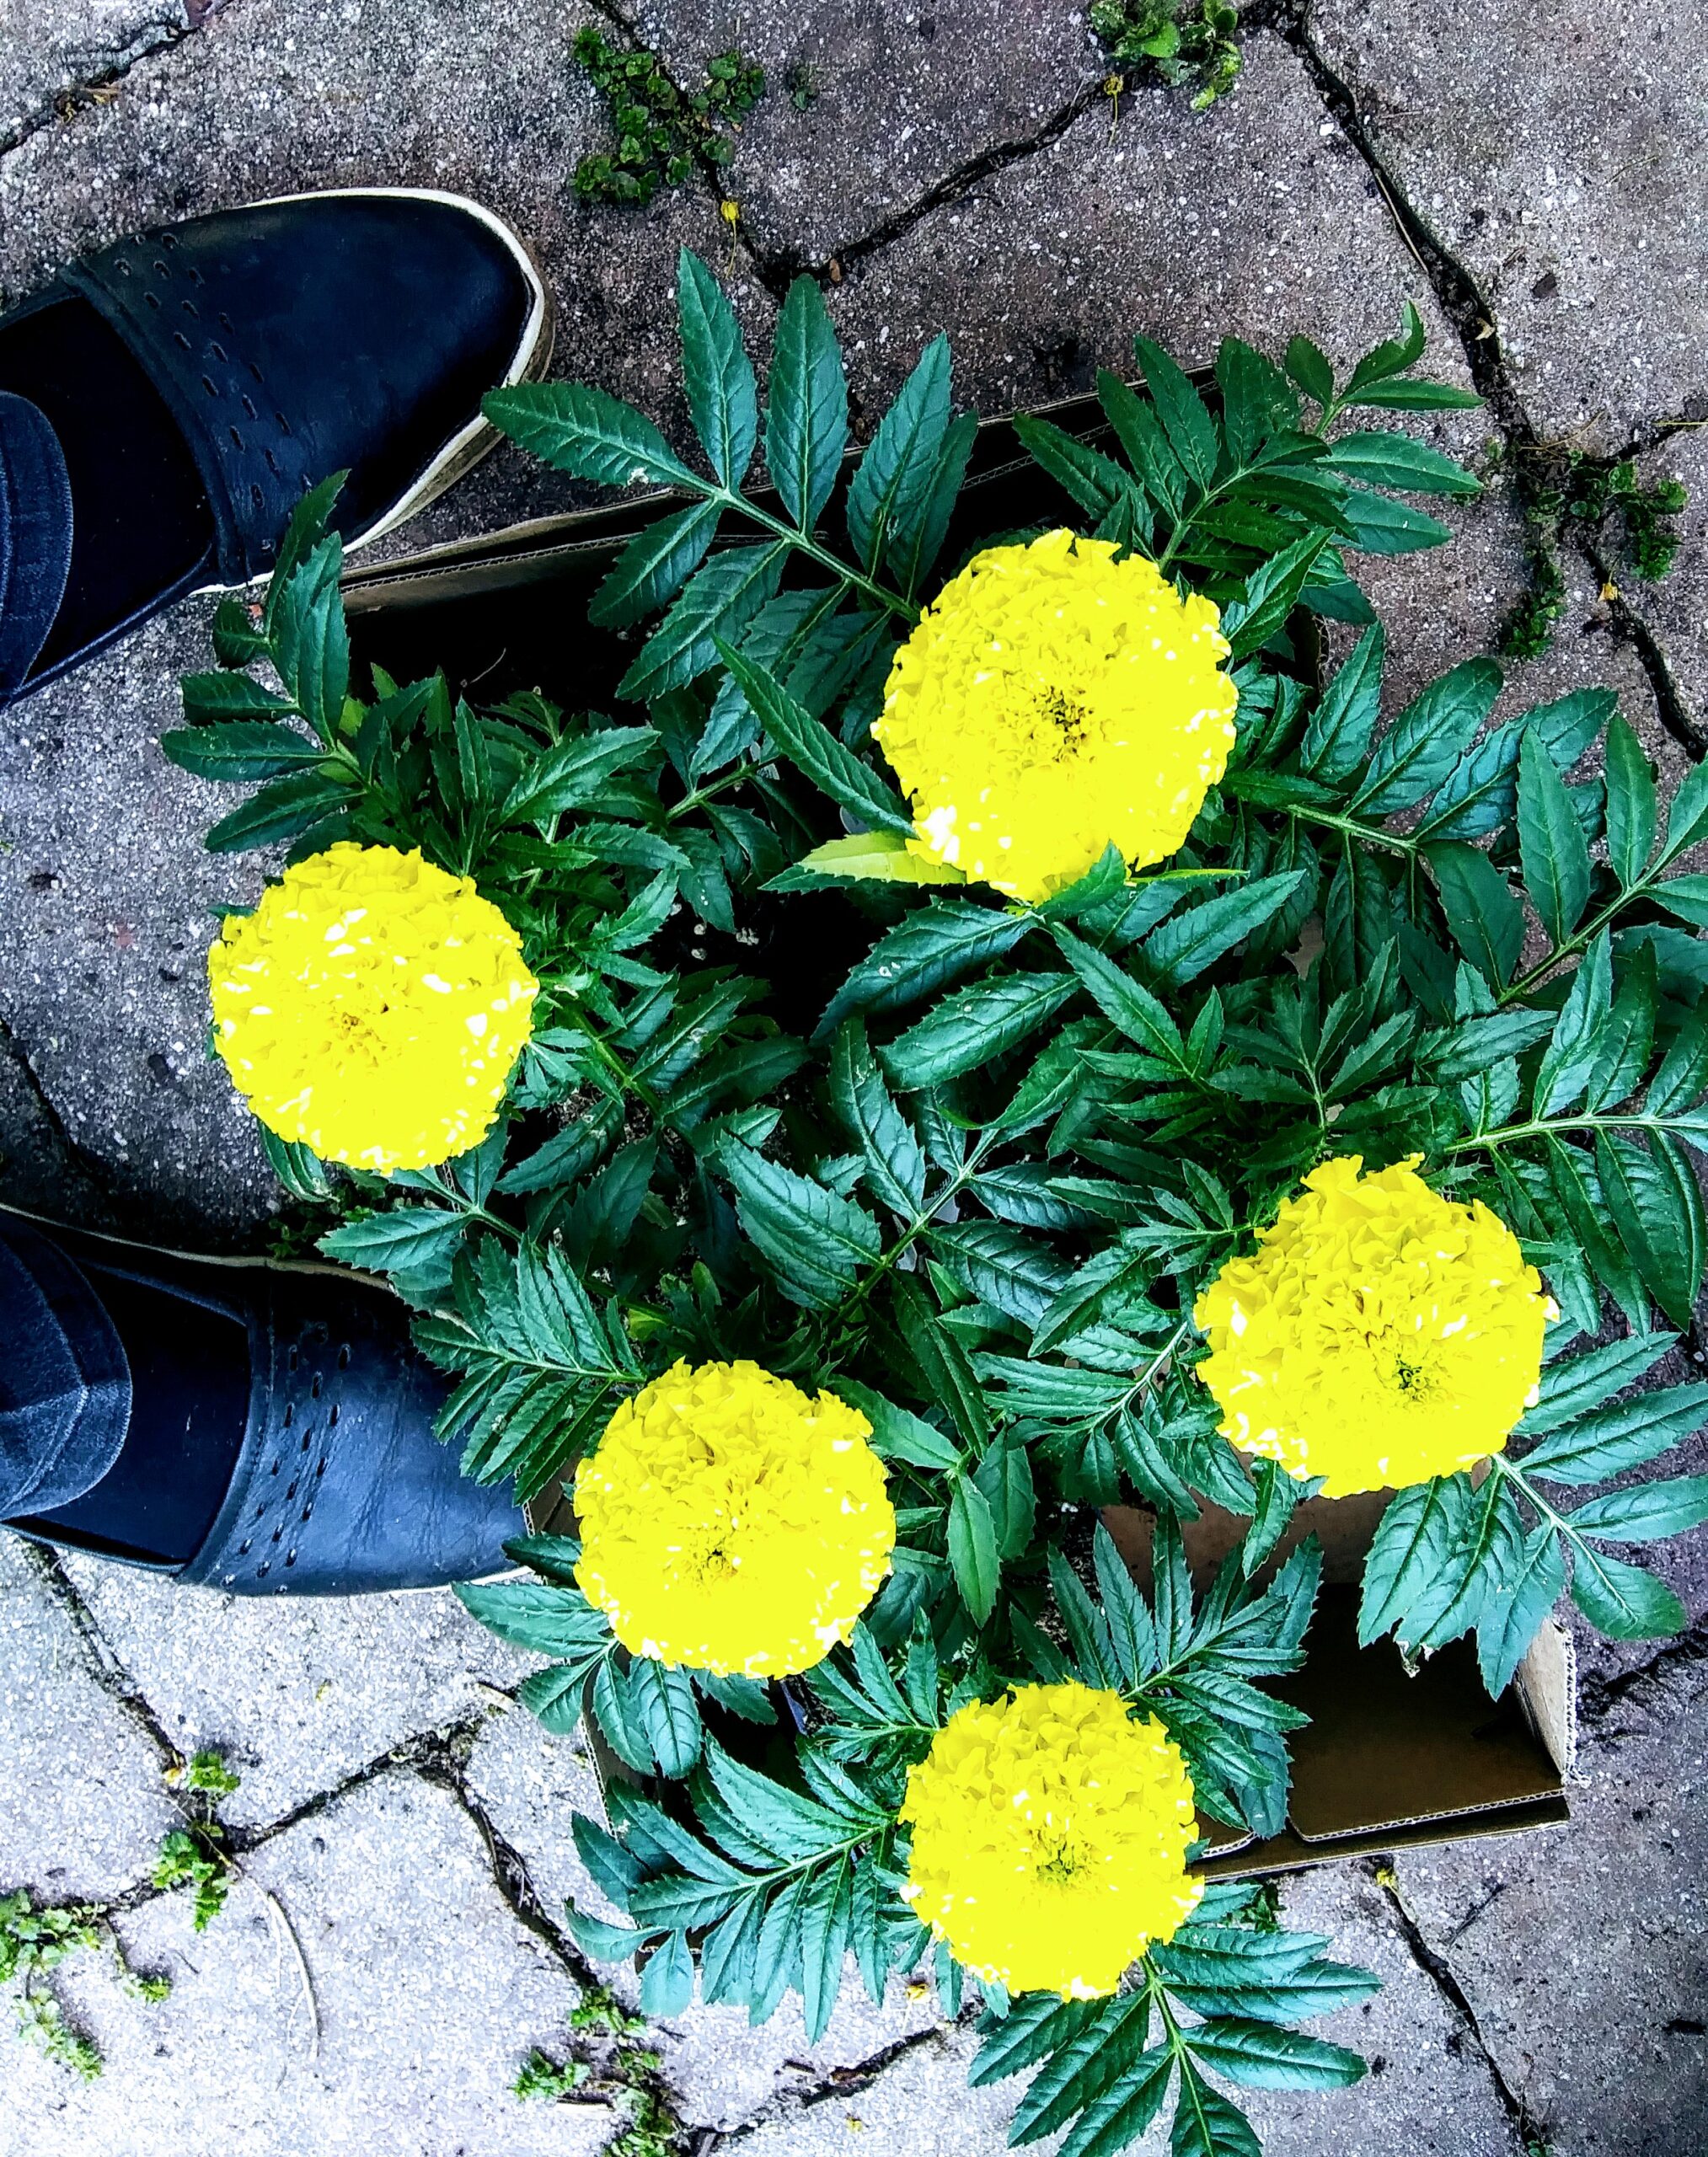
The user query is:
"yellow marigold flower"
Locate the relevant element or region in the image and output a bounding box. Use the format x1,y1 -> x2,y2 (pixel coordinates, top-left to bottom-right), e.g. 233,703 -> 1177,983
209,841 -> 538,1174
870,527 -> 1238,902
899,1681 -> 1202,1999
1193,1155 -> 1555,1499
573,1361 -> 896,1678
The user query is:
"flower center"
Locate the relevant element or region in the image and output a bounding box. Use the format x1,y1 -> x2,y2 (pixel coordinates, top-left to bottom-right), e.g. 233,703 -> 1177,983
1032,681 -> 1090,759
1031,1826 -> 1091,1887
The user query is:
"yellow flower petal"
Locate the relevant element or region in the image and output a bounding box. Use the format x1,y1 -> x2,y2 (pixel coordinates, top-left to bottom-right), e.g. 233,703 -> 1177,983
900,1681 -> 1202,1999
871,528 -> 1238,902
1193,1155 -> 1554,1498
574,1362 -> 896,1679
208,841 -> 537,1174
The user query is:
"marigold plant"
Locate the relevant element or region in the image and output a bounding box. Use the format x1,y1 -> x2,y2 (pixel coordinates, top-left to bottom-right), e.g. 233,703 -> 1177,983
170,256 -> 1708,2157
872,527 -> 1237,900
208,841 -> 537,1173
574,1360 -> 895,1677
1194,1155 -> 1554,1497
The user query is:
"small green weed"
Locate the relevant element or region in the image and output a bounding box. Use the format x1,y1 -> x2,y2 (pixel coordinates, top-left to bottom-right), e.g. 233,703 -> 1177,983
153,1747 -> 242,1932
514,2047 -> 590,2100
573,29 -> 764,206
1091,0 -> 1242,110
0,1889 -> 172,2081
1501,443 -> 1688,657
516,1980 -> 682,2149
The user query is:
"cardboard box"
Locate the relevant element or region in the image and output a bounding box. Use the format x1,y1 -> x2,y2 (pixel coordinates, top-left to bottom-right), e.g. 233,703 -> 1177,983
339,397 -> 1575,1871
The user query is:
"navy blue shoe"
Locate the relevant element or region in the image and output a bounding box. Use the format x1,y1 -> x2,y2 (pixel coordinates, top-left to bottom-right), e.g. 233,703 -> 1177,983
0,188 -> 551,704
0,1209 -> 526,1596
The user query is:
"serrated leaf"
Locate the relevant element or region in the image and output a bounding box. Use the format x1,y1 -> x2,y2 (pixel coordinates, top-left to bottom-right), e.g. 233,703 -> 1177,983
820,900 -> 1031,1036
849,335 -> 952,569
1569,1546 -> 1687,1639
629,1658 -> 702,1777
1475,1518 -> 1566,1697
503,724 -> 658,825
161,721 -> 328,783
621,545 -> 787,700
1357,1476 -> 1472,1645
1299,623 -> 1384,780
720,1141 -> 881,1307
767,276 -> 849,529
1424,840 -> 1524,986
720,643 -> 913,834
484,382 -> 695,488
831,1021 -> 928,1215
1566,1476 -> 1708,1543
588,498 -> 722,630
1351,658 -> 1502,817
1328,431 -> 1480,495
1133,335 -> 1219,493
1518,1380 -> 1708,1483
677,247 -> 758,486
1595,1127 -> 1707,1329
771,830 -> 966,889
948,1475 -> 1000,1624
881,971 -> 1079,1089
1186,2018 -> 1366,2092
1518,727 -> 1593,941
1603,710 -> 1658,887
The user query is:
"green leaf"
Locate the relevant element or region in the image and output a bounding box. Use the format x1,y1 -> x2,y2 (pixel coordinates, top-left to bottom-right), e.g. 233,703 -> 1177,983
1285,335 -> 1335,407
1015,414 -> 1138,522
1336,377 -> 1482,411
677,248 -> 758,486
1142,872 -> 1306,989
819,901 -> 1031,1035
621,544 -> 787,699
264,472 -> 346,633
588,499 -> 722,630
1357,1476 -> 1471,1645
455,1579 -> 610,1659
948,1475 -> 1000,1624
639,1930 -> 695,2017
259,1128 -> 335,1202
1519,1381 -> 1708,1483
1532,931 -> 1613,1115
1186,2017 -> 1367,2091
1566,1476 -> 1708,1542
798,1856 -> 854,2043
1351,658 -> 1502,817
1299,624 -> 1384,780
1423,840 -> 1524,986
1661,759 -> 1708,864
1218,533 -> 1331,661
1009,1995 -> 1157,2146
1338,488 -> 1452,554
1595,1128 -> 1707,1330
895,1277 -> 991,1448
848,335 -> 952,570
271,534 -> 349,744
719,1141 -> 881,1307
1328,431 -> 1480,495
161,721 -> 328,783
718,644 -> 913,834
1603,711 -> 1659,887
1518,727 -> 1593,941
833,1380 -> 962,1469
1474,1513 -> 1566,1697
1520,1330 -> 1676,1433
628,1657 -> 703,1776
1133,335 -> 1219,493
483,382 -> 695,488
767,276 -> 849,529
318,1206 -> 468,1277
179,670 -> 298,723
1215,337 -> 1294,463
1052,928 -> 1186,1068
881,971 -> 1079,1089
897,409 -> 979,595
771,831 -> 966,890
832,1021 -> 928,1215
1169,2064 -> 1261,2157
211,595 -> 269,666
503,725 -> 658,825
1569,1546 -> 1687,1639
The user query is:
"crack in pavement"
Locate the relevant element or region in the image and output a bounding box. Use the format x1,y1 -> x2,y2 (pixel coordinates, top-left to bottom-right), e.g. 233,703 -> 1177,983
1578,1616 -> 1708,1731
0,14 -> 192,167
1363,1856 -> 1549,2151
700,2021 -> 959,2149
0,1009 -> 119,1203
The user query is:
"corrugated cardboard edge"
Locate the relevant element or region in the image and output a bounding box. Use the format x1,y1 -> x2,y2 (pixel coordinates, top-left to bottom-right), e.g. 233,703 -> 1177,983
1513,1616 -> 1580,1780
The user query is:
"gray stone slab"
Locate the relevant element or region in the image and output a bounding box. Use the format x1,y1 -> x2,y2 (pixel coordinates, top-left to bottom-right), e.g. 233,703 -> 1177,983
1308,0 -> 1708,447
0,0 -> 185,148
0,0 -> 770,552
0,1766 -> 613,2157
826,35 -> 1468,426
1395,1640 -> 1708,2156
625,0 -> 1104,268
0,597 -> 280,1239
60,1550 -> 538,1829
1627,426 -> 1708,738
0,1534 -> 179,1900
731,1861 -> 1523,2155
463,1700 -> 943,2132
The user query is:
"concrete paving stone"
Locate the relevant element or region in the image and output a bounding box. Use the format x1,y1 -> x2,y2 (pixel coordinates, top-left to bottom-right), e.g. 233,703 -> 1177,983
0,1533 -> 179,1901
1627,425 -> 1708,738
1395,1640 -> 1708,2156
0,0 -> 772,553
0,1767 -> 613,2157
0,0 -> 185,147
1308,0 -> 1708,448
825,35 -> 1471,430
59,1550 -> 540,1830
624,0 -> 1105,268
0,596 -> 280,1239
0,1024 -> 120,1229
463,1699 -> 944,2131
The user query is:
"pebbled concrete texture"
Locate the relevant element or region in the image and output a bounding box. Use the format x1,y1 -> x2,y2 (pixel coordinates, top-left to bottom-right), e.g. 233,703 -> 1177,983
0,1769 -> 612,2157
624,0 -> 1106,269
1626,425 -> 1708,741
1395,1644 -> 1708,2157
1308,0 -> 1708,451
0,1537 -> 178,1900
58,1550 -> 539,1829
0,0 -> 185,147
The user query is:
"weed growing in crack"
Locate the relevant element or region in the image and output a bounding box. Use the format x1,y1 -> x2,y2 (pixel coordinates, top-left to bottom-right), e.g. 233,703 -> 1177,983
1499,441 -> 1689,658
0,1889 -> 172,2080
1092,0 -> 1242,110
514,1981 -> 683,2151
153,1747 -> 242,1931
573,28 -> 764,206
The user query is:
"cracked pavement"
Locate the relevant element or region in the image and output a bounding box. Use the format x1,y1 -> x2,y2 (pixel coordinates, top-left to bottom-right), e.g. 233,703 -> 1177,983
2,0 -> 1706,2150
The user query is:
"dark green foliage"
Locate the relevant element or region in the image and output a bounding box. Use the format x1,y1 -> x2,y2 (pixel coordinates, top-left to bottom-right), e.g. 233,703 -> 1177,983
1499,440 -> 1688,658
571,29 -> 763,206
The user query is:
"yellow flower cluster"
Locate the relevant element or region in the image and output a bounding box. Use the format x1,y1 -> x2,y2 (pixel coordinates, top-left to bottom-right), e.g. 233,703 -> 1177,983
1194,1155 -> 1555,1499
573,1362 -> 896,1678
899,1681 -> 1202,1999
208,842 -> 538,1174
871,527 -> 1238,902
